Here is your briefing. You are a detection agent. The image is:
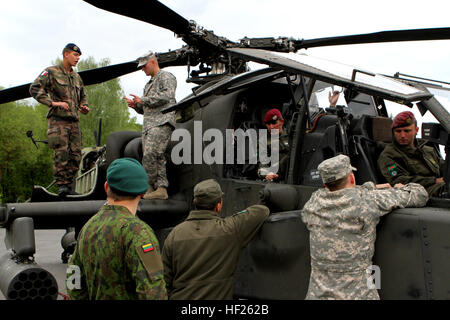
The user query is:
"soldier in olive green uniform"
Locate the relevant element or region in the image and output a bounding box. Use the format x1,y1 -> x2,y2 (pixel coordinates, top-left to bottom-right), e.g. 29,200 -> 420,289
162,179 -> 269,299
378,111 -> 446,197
30,43 -> 90,196
257,108 -> 290,181
67,158 -> 167,300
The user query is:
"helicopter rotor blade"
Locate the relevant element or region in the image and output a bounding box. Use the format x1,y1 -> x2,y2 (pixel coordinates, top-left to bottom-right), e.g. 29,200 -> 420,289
83,0 -> 191,36
292,27 -> 450,50
0,61 -> 139,105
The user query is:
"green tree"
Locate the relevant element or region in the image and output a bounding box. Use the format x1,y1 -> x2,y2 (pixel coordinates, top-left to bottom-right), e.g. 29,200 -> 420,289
0,101 -> 53,202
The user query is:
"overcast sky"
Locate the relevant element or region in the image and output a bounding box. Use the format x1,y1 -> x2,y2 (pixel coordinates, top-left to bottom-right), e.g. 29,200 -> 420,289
1,0 -> 449,122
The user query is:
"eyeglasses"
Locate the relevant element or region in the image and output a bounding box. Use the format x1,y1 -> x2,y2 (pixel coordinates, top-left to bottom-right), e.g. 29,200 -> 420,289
265,119 -> 278,125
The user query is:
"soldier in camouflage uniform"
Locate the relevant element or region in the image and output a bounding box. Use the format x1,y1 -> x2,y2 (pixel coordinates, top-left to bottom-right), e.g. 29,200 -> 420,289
257,109 -> 290,181
162,179 -> 269,299
378,111 -> 446,197
30,43 -> 90,196
67,158 -> 167,300
124,50 -> 176,200
301,154 -> 428,300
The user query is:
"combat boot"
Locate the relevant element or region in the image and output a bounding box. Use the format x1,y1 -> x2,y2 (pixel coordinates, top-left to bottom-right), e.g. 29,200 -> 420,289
143,186 -> 154,199
143,187 -> 168,200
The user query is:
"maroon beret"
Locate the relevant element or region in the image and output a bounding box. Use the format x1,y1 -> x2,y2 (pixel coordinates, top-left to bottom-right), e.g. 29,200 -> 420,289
264,108 -> 282,123
392,111 -> 416,129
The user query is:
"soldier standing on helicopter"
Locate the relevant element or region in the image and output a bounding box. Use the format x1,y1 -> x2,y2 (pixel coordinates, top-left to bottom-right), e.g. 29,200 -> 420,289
124,50 -> 177,200
30,43 -> 90,197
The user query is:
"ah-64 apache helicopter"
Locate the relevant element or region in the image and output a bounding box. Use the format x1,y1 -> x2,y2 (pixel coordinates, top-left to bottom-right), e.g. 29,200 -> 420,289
0,0 -> 450,300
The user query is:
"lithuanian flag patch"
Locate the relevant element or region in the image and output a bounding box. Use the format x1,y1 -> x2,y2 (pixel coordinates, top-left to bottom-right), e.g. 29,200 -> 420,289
142,243 -> 154,253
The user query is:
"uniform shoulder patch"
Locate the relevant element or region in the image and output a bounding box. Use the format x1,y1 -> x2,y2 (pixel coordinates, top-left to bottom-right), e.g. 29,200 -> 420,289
387,163 -> 399,176
141,243 -> 154,252
40,70 -> 48,77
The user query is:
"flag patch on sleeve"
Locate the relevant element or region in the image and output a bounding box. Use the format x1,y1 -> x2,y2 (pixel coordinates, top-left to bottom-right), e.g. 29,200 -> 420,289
387,164 -> 398,176
142,243 -> 154,252
40,70 -> 48,76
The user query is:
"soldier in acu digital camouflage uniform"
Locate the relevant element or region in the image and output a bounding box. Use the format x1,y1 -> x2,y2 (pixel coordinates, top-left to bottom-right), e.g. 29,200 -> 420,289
67,158 -> 167,300
123,50 -> 177,200
301,154 -> 428,300
30,43 -> 90,196
378,111 -> 446,197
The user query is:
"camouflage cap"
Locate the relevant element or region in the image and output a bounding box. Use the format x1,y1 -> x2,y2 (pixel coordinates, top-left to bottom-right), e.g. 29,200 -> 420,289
136,50 -> 157,68
193,179 -> 224,206
107,158 -> 149,196
318,154 -> 357,184
64,43 -> 81,55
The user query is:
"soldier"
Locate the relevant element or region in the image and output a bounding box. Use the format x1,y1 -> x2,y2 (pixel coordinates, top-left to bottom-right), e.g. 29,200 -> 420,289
378,111 -> 446,197
123,50 -> 177,200
67,158 -> 167,300
301,154 -> 428,300
30,43 -> 90,196
162,179 -> 269,299
257,108 -> 290,181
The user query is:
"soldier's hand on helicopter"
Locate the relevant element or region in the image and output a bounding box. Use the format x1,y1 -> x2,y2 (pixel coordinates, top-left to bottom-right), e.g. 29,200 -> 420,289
394,183 -> 404,188
80,105 -> 90,114
52,101 -> 69,111
436,177 -> 445,184
376,183 -> 392,189
328,90 -> 340,107
130,94 -> 143,105
265,173 -> 279,182
123,96 -> 136,108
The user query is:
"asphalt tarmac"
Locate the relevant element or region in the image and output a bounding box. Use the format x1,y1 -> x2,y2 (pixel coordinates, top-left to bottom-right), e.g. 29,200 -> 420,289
0,228 -> 68,300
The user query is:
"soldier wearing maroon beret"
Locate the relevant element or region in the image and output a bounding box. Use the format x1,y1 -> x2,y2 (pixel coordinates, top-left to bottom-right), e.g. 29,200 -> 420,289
377,111 -> 446,197
257,108 -> 290,181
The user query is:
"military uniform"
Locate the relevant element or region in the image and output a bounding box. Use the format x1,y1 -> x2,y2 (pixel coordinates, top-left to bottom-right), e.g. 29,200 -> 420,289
67,204 -> 167,300
162,179 -> 269,299
257,131 -> 290,180
134,69 -> 177,189
378,138 -> 445,196
301,155 -> 428,300
29,60 -> 88,189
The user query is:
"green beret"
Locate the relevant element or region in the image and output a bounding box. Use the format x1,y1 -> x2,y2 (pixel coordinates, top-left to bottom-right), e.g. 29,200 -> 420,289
194,179 -> 224,206
107,158 -> 148,196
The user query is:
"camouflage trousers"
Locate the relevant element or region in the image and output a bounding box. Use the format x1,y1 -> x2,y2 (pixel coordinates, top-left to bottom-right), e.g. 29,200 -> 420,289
47,118 -> 82,187
305,266 -> 380,300
142,124 -> 173,189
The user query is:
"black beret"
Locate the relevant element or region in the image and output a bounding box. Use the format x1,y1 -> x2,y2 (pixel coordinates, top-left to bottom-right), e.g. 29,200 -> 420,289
64,43 -> 82,55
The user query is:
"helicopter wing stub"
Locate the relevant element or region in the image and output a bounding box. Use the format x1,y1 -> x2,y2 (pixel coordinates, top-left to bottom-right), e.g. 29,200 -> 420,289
227,48 -> 432,105
83,0 -> 190,36
292,27 -> 450,50
0,83 -> 32,105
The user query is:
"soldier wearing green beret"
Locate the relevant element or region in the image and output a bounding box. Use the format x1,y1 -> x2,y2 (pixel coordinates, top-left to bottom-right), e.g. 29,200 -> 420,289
67,158 -> 167,300
162,179 -> 269,299
30,43 -> 90,197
